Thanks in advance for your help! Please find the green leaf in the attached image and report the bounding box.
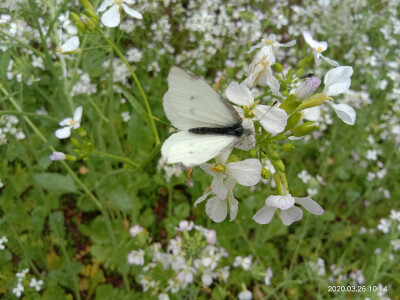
[33,173,78,193]
[49,211,66,244]
[0,49,11,78]
[104,184,133,213]
[0,92,17,104]
[120,87,145,116]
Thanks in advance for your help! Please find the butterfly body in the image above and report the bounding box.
[161,67,255,166]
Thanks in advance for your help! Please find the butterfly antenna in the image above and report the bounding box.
[257,100,278,122]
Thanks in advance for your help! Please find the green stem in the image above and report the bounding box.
[235,220,266,269]
[98,30,160,145]
[92,150,139,167]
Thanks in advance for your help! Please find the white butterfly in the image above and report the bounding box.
[161,67,255,167]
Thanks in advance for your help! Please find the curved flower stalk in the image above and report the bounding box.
[226,82,287,134]
[252,194,324,225]
[98,0,143,28]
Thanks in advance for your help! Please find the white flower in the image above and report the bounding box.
[176,220,194,232]
[176,266,196,284]
[121,111,131,122]
[391,239,400,251]
[253,195,324,226]
[55,106,83,139]
[98,0,143,28]
[201,270,215,286]
[127,249,145,265]
[377,219,391,234]
[390,210,400,221]
[29,278,44,292]
[168,236,182,255]
[323,66,356,125]
[16,268,29,280]
[129,224,143,237]
[226,82,287,134]
[264,267,273,286]
[248,34,296,56]
[233,255,252,270]
[242,45,281,96]
[0,235,8,250]
[158,293,170,300]
[194,179,239,223]
[303,31,339,67]
[49,151,67,161]
[12,282,24,298]
[57,36,80,54]
[238,290,253,300]
[0,179,3,188]
[200,150,261,200]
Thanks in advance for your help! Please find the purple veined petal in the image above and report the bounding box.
[225,159,262,186]
[252,205,277,224]
[247,42,262,54]
[73,106,83,123]
[218,150,232,165]
[266,194,295,210]
[101,4,121,28]
[212,172,227,200]
[254,105,287,134]
[225,81,254,106]
[329,102,356,125]
[97,0,114,12]
[320,54,340,67]
[55,126,72,139]
[280,206,303,225]
[205,196,228,223]
[59,117,73,126]
[294,197,324,215]
[194,192,211,207]
[121,3,143,19]
[49,151,67,161]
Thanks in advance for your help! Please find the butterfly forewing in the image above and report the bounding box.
[163,67,241,131]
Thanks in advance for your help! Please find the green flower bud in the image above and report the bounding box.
[261,167,270,179]
[249,150,257,157]
[76,127,87,137]
[281,143,295,152]
[71,12,86,33]
[274,159,285,172]
[65,154,77,161]
[275,134,286,141]
[273,63,283,73]
[81,0,95,12]
[292,122,318,137]
[270,150,280,160]
[285,112,302,131]
[71,138,81,148]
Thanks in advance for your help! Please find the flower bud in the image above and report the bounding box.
[270,150,280,160]
[76,127,87,137]
[274,159,285,172]
[274,134,286,141]
[281,143,295,152]
[261,167,270,179]
[292,121,318,137]
[294,75,321,100]
[80,0,95,12]
[285,112,302,131]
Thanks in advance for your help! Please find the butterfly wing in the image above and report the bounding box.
[164,67,241,130]
[161,131,237,167]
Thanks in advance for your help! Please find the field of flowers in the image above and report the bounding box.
[0,0,399,299]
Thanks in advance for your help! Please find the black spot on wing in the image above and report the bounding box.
[189,108,195,114]
[190,96,195,100]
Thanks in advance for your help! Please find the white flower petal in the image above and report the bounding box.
[226,159,261,186]
[200,163,214,176]
[279,40,296,47]
[212,173,227,200]
[329,103,356,125]
[73,106,83,123]
[121,3,143,19]
[303,31,316,48]
[101,5,121,28]
[312,49,321,66]
[323,66,353,96]
[254,105,287,134]
[294,197,324,215]
[194,192,210,207]
[206,197,227,223]
[227,193,239,221]
[280,206,303,225]
[265,194,295,210]
[252,205,276,224]
[59,118,73,126]
[225,82,254,106]
[302,106,321,121]
[217,150,231,164]
[55,126,71,139]
[97,0,114,12]
[320,54,339,67]
[60,36,79,53]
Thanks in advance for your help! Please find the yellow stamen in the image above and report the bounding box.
[114,0,123,4]
[265,40,273,45]
[316,46,323,53]
[210,164,225,173]
[70,120,76,125]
